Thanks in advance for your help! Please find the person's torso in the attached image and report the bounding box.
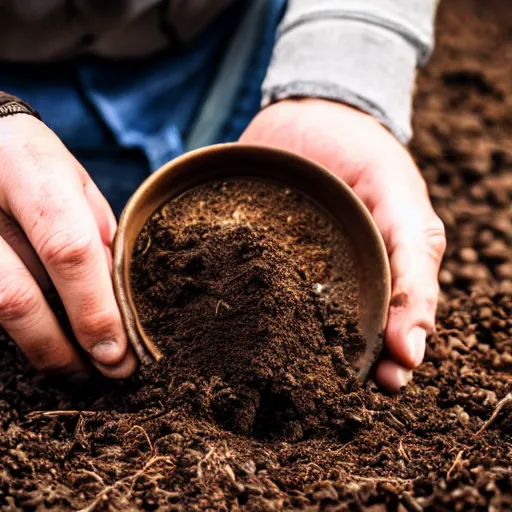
[0,0,236,61]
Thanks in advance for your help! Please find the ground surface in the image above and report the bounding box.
[0,0,511,510]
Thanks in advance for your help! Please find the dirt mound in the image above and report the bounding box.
[130,180,364,440]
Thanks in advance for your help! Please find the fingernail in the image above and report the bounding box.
[407,326,427,367]
[396,367,413,389]
[90,339,122,366]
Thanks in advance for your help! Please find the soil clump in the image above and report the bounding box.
[130,180,363,440]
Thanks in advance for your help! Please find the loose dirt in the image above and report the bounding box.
[0,0,510,510]
[130,180,363,441]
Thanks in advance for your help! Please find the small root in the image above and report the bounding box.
[127,425,154,455]
[75,469,105,486]
[26,410,96,420]
[77,456,175,512]
[475,393,512,436]
[215,300,232,316]
[328,441,353,456]
[398,440,410,462]
[387,412,405,429]
[197,447,215,479]
[141,237,152,256]
[447,450,464,480]
[350,475,412,484]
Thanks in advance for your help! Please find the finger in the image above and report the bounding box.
[80,175,117,274]
[382,201,446,370]
[356,147,446,373]
[0,209,50,290]
[78,169,117,246]
[2,151,136,379]
[374,359,413,393]
[0,235,87,377]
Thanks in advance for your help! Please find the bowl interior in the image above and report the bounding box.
[113,143,391,380]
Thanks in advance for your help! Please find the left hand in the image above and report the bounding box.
[241,99,446,392]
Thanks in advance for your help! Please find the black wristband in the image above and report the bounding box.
[0,92,41,121]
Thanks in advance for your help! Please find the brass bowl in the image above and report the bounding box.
[113,143,391,381]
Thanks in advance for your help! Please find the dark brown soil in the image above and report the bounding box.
[0,0,511,510]
[130,180,363,441]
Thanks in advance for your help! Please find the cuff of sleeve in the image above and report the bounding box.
[262,18,419,145]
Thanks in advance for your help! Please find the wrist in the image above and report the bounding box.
[261,11,429,145]
[0,92,41,121]
[262,98,397,139]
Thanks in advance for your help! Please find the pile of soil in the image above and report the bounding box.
[130,180,364,441]
[0,0,510,510]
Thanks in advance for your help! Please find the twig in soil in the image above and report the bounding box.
[475,393,512,436]
[141,407,168,424]
[349,474,412,484]
[398,440,410,462]
[127,425,154,455]
[386,412,405,429]
[215,300,232,316]
[74,415,89,448]
[447,450,464,480]
[197,447,215,479]
[77,455,175,512]
[328,441,353,456]
[141,236,152,256]
[76,469,105,486]
[26,410,97,420]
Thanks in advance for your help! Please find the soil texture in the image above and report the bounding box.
[130,180,363,441]
[0,0,510,510]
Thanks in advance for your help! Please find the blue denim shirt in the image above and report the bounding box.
[0,0,286,215]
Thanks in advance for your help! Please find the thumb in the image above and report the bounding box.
[359,155,446,392]
[385,216,446,370]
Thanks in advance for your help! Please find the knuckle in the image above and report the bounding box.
[393,277,439,318]
[0,271,39,322]
[414,282,439,323]
[423,283,440,311]
[424,216,447,262]
[39,230,96,274]
[73,307,118,342]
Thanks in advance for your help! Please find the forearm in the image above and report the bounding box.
[262,0,440,144]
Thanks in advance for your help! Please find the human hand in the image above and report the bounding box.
[0,115,136,379]
[241,99,446,392]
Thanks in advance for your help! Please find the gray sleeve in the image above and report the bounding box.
[261,0,440,144]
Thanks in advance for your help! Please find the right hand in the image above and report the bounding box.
[242,99,446,392]
[0,114,137,379]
